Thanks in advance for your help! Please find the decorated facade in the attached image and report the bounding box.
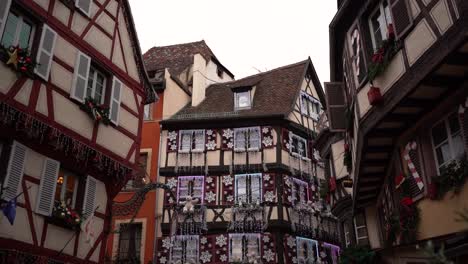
[327,0,468,262]
[154,58,343,264]
[0,0,154,263]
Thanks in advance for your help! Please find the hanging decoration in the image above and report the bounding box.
[403,141,424,190]
[261,126,274,148]
[0,102,131,181]
[205,129,217,151]
[80,97,110,124]
[50,201,82,230]
[367,86,384,106]
[262,173,276,204]
[367,24,399,82]
[395,174,406,189]
[430,157,468,200]
[351,28,361,78]
[228,201,267,233]
[221,128,234,150]
[1,45,37,77]
[204,176,218,205]
[167,130,178,152]
[261,233,277,263]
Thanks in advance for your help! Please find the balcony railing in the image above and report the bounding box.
[175,205,207,235]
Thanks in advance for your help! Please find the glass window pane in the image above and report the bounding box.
[180,132,191,151]
[42,29,55,53]
[86,68,95,98]
[237,91,251,108]
[432,122,448,146]
[1,13,19,48]
[436,143,451,167]
[64,174,77,207]
[144,104,151,120]
[452,133,464,159]
[448,114,461,134]
[18,21,32,49]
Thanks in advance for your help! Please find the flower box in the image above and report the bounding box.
[48,201,82,231]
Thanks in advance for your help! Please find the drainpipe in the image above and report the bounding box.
[153,124,163,263]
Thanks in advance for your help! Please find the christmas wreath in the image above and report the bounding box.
[367,24,399,83]
[80,97,111,125]
[1,45,37,77]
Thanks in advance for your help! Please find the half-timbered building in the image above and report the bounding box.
[107,41,234,263]
[327,0,468,262]
[154,58,343,264]
[0,0,155,263]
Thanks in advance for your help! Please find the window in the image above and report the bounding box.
[291,178,309,205]
[125,153,148,190]
[235,90,251,110]
[86,66,106,103]
[354,213,369,246]
[369,1,393,50]
[235,173,262,204]
[117,223,142,261]
[217,66,223,78]
[54,169,78,208]
[179,130,205,153]
[177,176,204,204]
[75,0,92,17]
[234,127,260,151]
[300,92,321,120]
[1,11,34,49]
[143,104,152,120]
[290,133,308,158]
[229,233,260,262]
[431,113,464,172]
[171,235,199,263]
[296,237,319,264]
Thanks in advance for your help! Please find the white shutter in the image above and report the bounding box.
[251,174,262,202]
[76,0,92,17]
[234,129,246,150]
[248,127,260,150]
[82,175,97,218]
[2,141,27,201]
[0,0,11,40]
[110,77,122,125]
[35,24,57,81]
[193,130,205,151]
[71,51,91,103]
[36,158,60,216]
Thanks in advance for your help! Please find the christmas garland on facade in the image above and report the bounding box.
[80,97,111,124]
[430,156,468,200]
[51,201,83,230]
[0,45,37,77]
[367,25,399,83]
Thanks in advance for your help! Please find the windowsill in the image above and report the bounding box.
[45,215,80,231]
[301,157,311,161]
[191,149,204,153]
[247,148,260,152]
[178,150,190,154]
[234,148,246,153]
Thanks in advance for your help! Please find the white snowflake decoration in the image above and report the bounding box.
[200,251,212,263]
[226,195,234,202]
[263,249,275,262]
[159,256,167,264]
[284,176,292,187]
[220,254,227,262]
[205,191,216,203]
[215,235,227,247]
[262,136,273,147]
[167,178,178,189]
[168,131,178,141]
[320,251,327,258]
[206,177,213,184]
[227,142,234,149]
[264,191,276,202]
[292,256,298,263]
[263,235,270,243]
[223,175,233,186]
[285,143,291,151]
[264,174,270,181]
[206,140,216,150]
[262,127,270,134]
[168,197,174,203]
[200,237,207,245]
[170,144,177,151]
[287,196,293,203]
[162,237,172,249]
[223,129,233,139]
[287,236,296,248]
[206,130,214,136]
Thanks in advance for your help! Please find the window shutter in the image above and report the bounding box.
[0,0,11,40]
[76,0,92,17]
[325,82,347,132]
[248,127,261,150]
[193,130,205,151]
[110,77,123,125]
[35,24,57,81]
[2,141,27,201]
[82,176,97,218]
[390,0,414,39]
[71,51,91,103]
[36,158,60,216]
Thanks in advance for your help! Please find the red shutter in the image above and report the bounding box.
[205,129,217,151]
[262,173,276,204]
[261,126,275,149]
[221,129,234,150]
[390,0,414,39]
[325,82,347,132]
[221,175,234,205]
[199,235,216,263]
[283,176,293,206]
[155,237,171,264]
[282,129,290,150]
[167,130,179,152]
[261,233,277,263]
[164,177,177,206]
[204,176,217,205]
[283,234,297,264]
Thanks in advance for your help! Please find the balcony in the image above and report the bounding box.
[228,203,267,233]
[175,205,207,235]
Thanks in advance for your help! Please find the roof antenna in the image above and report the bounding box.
[252,67,263,73]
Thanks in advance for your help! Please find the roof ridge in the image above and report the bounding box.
[145,40,206,52]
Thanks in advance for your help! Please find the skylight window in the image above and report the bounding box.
[235,91,251,110]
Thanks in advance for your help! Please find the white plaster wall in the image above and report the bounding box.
[96,124,133,159]
[14,79,33,106]
[430,0,453,35]
[118,9,140,81]
[33,0,49,10]
[163,70,191,120]
[84,27,112,59]
[96,13,114,36]
[0,63,17,94]
[50,62,73,94]
[53,91,94,140]
[192,54,207,107]
[54,36,78,67]
[71,13,88,36]
[53,1,71,26]
[331,140,347,179]
[121,84,139,113]
[112,33,125,71]
[36,84,48,116]
[205,60,234,87]
[77,217,104,259]
[405,19,437,66]
[106,0,118,17]
[365,205,382,249]
[119,108,139,136]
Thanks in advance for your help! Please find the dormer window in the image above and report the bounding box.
[234,90,251,110]
[300,92,321,121]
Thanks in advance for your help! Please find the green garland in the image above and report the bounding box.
[432,156,468,199]
[367,37,399,83]
[80,96,111,125]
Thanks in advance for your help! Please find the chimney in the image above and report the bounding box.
[191,54,207,107]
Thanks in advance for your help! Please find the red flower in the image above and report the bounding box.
[401,197,413,206]
[387,23,395,39]
[20,66,27,72]
[344,143,349,151]
[25,57,32,63]
[372,52,384,64]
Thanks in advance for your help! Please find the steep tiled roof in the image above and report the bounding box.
[143,40,233,78]
[167,60,309,121]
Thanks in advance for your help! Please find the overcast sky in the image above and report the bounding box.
[129,0,337,84]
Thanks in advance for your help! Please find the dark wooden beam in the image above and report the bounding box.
[385,113,416,123]
[399,98,433,108]
[422,75,464,87]
[445,52,468,66]
[365,146,393,153]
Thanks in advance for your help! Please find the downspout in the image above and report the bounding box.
[153,124,164,263]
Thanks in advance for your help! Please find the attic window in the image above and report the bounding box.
[217,66,223,78]
[234,90,251,110]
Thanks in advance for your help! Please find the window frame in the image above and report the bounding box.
[178,129,205,153]
[290,133,308,159]
[234,173,262,204]
[234,90,252,110]
[353,212,369,245]
[171,235,199,264]
[368,0,393,51]
[430,112,464,174]
[55,169,79,209]
[0,10,36,50]
[228,233,261,262]
[176,176,205,204]
[300,91,321,120]
[86,65,107,104]
[233,127,261,151]
[143,103,152,121]
[117,222,143,261]
[296,237,319,264]
[291,177,309,205]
